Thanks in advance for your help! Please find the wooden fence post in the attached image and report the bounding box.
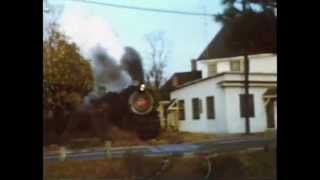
[105,141,112,159]
[59,146,67,162]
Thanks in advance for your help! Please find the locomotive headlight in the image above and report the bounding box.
[140,84,146,92]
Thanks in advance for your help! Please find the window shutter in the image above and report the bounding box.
[206,96,215,119]
[248,95,255,117]
[178,100,185,120]
[240,94,255,117]
[192,98,200,120]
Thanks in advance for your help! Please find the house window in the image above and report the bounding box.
[192,98,200,120]
[208,63,217,76]
[178,100,185,120]
[206,96,215,119]
[231,60,241,72]
[239,94,255,117]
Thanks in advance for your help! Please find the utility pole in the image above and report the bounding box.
[242,0,250,135]
[244,52,250,135]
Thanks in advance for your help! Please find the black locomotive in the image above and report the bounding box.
[88,83,161,140]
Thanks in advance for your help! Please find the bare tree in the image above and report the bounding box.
[144,32,170,91]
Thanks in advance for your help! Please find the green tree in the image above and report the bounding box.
[43,24,94,138]
[215,0,276,134]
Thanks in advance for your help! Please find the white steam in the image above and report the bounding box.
[59,6,132,93]
[59,6,124,61]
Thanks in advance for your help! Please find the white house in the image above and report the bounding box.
[161,19,277,134]
[170,54,277,134]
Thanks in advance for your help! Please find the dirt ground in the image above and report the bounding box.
[45,148,276,180]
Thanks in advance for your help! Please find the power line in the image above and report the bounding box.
[65,0,215,17]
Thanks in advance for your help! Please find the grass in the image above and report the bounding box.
[209,149,277,179]
[45,148,276,180]
[45,156,205,180]
[148,130,216,145]
[239,149,277,178]
[263,129,276,139]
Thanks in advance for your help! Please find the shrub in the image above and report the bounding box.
[263,129,275,139]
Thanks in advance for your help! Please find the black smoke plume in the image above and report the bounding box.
[120,47,145,85]
[92,46,132,93]
[82,46,145,110]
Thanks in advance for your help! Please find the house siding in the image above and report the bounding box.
[224,87,268,133]
[170,75,276,134]
[250,55,277,74]
[171,78,228,133]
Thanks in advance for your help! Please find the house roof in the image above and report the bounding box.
[160,71,202,100]
[162,71,202,89]
[198,14,276,60]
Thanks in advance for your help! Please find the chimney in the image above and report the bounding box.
[191,59,197,72]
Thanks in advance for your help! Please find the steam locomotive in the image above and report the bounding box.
[88,83,161,140]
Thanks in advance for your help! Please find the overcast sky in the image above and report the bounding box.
[45,0,223,78]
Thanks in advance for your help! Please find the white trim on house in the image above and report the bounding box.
[175,72,277,90]
[198,53,275,63]
[168,99,178,110]
[159,101,170,105]
[219,82,277,88]
[263,95,277,99]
